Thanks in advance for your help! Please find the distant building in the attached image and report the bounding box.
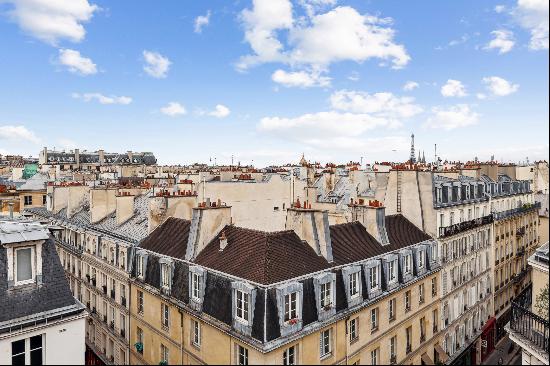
[0,220,87,365]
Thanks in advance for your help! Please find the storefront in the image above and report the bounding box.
[481,317,496,362]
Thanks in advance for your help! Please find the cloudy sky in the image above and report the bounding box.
[0,0,548,166]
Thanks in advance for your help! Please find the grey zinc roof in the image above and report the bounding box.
[16,172,49,191]
[0,236,82,327]
[0,221,50,245]
[26,192,150,243]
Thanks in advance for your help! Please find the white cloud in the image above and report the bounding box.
[5,0,98,45]
[485,30,515,54]
[495,5,507,13]
[403,81,419,91]
[160,102,186,116]
[238,2,410,73]
[424,104,479,130]
[143,50,171,78]
[271,69,331,88]
[482,76,519,96]
[476,93,487,100]
[72,92,132,105]
[298,0,338,17]
[209,104,231,118]
[330,90,423,119]
[0,125,40,143]
[58,48,97,75]
[194,10,211,33]
[514,0,549,50]
[441,79,468,97]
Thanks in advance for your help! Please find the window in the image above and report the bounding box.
[191,319,201,347]
[137,326,143,344]
[419,283,425,304]
[405,290,411,311]
[12,335,43,365]
[369,266,379,290]
[431,277,437,297]
[320,282,332,308]
[160,344,169,364]
[137,290,144,314]
[371,348,379,365]
[390,336,397,360]
[136,255,144,278]
[320,328,332,358]
[237,345,248,365]
[404,254,411,274]
[371,308,378,331]
[389,298,396,321]
[283,345,296,365]
[406,326,412,353]
[350,271,360,297]
[388,260,397,283]
[284,292,298,322]
[191,272,201,300]
[418,250,425,268]
[349,317,359,342]
[431,244,438,261]
[15,247,34,285]
[235,290,250,324]
[24,195,33,206]
[42,195,47,205]
[161,264,171,289]
[161,303,170,329]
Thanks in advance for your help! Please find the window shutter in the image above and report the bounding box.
[442,271,448,296]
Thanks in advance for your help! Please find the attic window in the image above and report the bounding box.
[136,255,145,279]
[404,254,412,274]
[418,250,425,269]
[189,266,207,311]
[15,247,34,285]
[231,282,257,336]
[161,264,171,290]
[388,259,397,283]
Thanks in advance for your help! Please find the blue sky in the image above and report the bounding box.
[0,0,548,166]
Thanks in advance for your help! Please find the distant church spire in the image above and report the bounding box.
[422,151,426,164]
[410,133,416,163]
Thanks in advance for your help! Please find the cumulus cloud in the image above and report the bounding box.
[194,11,211,33]
[237,1,410,74]
[160,102,186,116]
[424,104,479,130]
[271,69,331,88]
[72,92,132,105]
[209,104,231,118]
[485,30,515,54]
[403,81,419,91]
[0,125,40,143]
[58,48,97,75]
[143,50,171,78]
[513,0,549,50]
[330,90,423,119]
[441,79,468,97]
[482,76,519,96]
[5,0,98,45]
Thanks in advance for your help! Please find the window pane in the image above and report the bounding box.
[12,339,25,355]
[31,349,43,365]
[30,335,42,350]
[12,354,25,365]
[17,248,32,282]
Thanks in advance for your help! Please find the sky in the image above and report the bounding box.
[0,0,548,167]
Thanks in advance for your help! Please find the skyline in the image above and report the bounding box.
[0,0,549,166]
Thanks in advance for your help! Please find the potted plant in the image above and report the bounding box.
[323,303,332,311]
[288,318,298,325]
[134,342,143,353]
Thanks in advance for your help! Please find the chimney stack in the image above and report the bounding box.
[185,200,232,260]
[350,200,390,245]
[285,203,333,263]
[148,190,198,233]
[90,188,117,223]
[116,192,135,225]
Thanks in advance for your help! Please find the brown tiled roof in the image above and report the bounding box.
[194,225,330,285]
[385,214,432,249]
[139,217,191,259]
[330,222,385,265]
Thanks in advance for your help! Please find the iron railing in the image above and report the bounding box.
[510,302,549,353]
[439,214,493,238]
[494,202,541,221]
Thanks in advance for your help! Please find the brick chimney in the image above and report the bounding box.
[116,192,135,225]
[285,201,333,263]
[350,199,390,245]
[90,188,117,223]
[185,200,232,260]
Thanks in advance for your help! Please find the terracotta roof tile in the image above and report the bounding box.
[139,217,191,259]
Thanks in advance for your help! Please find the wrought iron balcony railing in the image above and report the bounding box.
[439,214,494,238]
[494,202,541,221]
[510,302,549,353]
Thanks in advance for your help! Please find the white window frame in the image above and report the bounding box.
[320,282,332,308]
[283,345,296,365]
[191,319,201,347]
[371,347,379,365]
[191,272,201,301]
[371,308,378,330]
[404,254,412,274]
[349,317,359,342]
[369,266,379,290]
[389,259,397,283]
[237,344,248,365]
[137,290,144,314]
[389,298,396,320]
[320,328,332,358]
[14,246,35,286]
[284,292,299,322]
[161,303,170,329]
[235,289,250,325]
[349,271,360,298]
[11,334,44,365]
[136,255,144,278]
[161,263,170,290]
[418,250,425,268]
[160,344,169,363]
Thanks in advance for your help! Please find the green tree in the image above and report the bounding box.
[534,283,549,321]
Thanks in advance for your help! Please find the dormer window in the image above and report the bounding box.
[231,282,257,336]
[320,282,331,308]
[136,256,144,278]
[349,271,360,298]
[189,266,207,311]
[284,292,298,322]
[343,265,363,307]
[161,264,171,289]
[15,247,34,285]
[276,282,303,336]
[389,259,397,283]
[418,250,425,269]
[369,266,378,290]
[314,272,336,321]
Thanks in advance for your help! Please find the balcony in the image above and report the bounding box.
[439,214,494,238]
[509,302,549,355]
[512,268,529,284]
[494,202,541,221]
[121,297,127,307]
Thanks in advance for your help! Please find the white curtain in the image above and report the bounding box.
[17,248,32,281]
